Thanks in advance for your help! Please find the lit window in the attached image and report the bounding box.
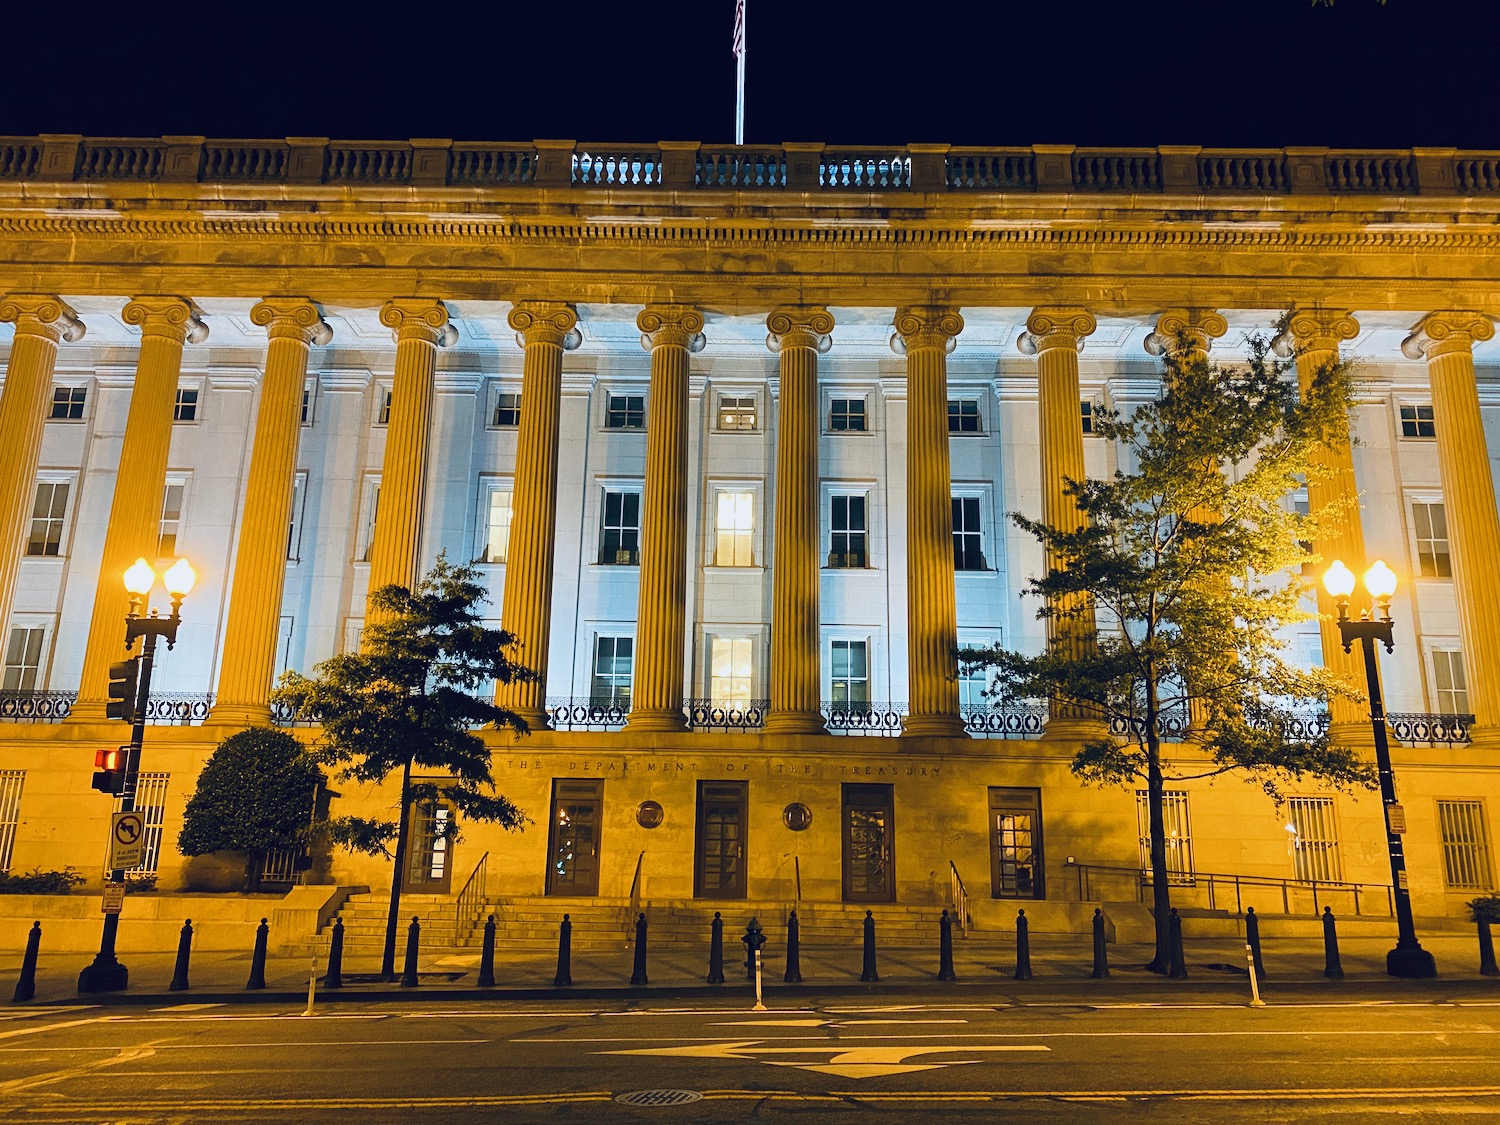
[958,662,990,709]
[710,637,754,707]
[2,627,44,691]
[828,495,867,568]
[947,399,981,433]
[1287,796,1341,882]
[599,490,641,565]
[492,392,521,428]
[1081,400,1095,435]
[1136,790,1194,885]
[1400,404,1436,439]
[952,496,986,571]
[1413,502,1451,577]
[478,486,514,564]
[829,639,869,710]
[0,770,23,873]
[157,483,185,558]
[26,482,68,557]
[592,636,634,704]
[49,386,86,420]
[377,390,392,426]
[605,394,645,429]
[829,398,866,432]
[1438,800,1493,891]
[357,480,380,562]
[714,490,754,566]
[717,395,757,431]
[1433,648,1470,716]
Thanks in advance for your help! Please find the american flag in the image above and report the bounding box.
[732,0,745,58]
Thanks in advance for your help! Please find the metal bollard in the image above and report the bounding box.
[1091,908,1110,979]
[1168,908,1188,979]
[860,910,879,982]
[400,916,421,988]
[1245,907,1266,980]
[629,913,648,987]
[1321,906,1344,979]
[169,919,193,992]
[784,910,803,984]
[743,917,765,981]
[246,918,269,990]
[554,914,573,987]
[1479,918,1499,977]
[325,916,344,990]
[11,921,40,1003]
[1014,909,1033,981]
[707,912,725,984]
[478,914,497,988]
[938,909,956,982]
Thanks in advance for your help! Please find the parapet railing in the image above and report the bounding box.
[1064,861,1395,919]
[1,137,1494,197]
[0,690,214,725]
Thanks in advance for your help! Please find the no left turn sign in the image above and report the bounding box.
[109,810,145,870]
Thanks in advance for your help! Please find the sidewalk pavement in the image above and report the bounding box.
[3,931,1496,1006]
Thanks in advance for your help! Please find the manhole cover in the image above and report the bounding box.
[615,1090,705,1107]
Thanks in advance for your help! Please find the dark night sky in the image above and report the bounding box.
[4,0,1496,149]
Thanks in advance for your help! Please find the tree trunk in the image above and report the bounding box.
[1144,675,1173,973]
[381,756,415,981]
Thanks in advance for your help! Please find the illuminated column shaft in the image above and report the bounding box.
[366,299,454,621]
[1402,312,1500,738]
[210,300,331,727]
[0,296,84,637]
[1021,308,1103,737]
[896,307,967,739]
[73,298,207,720]
[765,307,833,735]
[627,305,703,732]
[496,302,578,729]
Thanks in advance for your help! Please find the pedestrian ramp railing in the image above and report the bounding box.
[1062,861,1395,919]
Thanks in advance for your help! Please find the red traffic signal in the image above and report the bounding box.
[91,746,127,795]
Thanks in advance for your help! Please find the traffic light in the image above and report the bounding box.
[105,658,140,722]
[91,746,126,795]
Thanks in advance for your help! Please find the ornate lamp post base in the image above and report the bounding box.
[77,959,128,994]
[1387,945,1438,979]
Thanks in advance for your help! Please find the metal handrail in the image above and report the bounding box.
[627,850,645,919]
[949,860,971,934]
[1065,861,1394,919]
[453,851,488,947]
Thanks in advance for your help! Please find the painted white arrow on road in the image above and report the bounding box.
[602,1040,1049,1079]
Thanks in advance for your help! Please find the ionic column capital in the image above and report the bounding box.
[0,295,85,343]
[508,302,581,350]
[1144,307,1227,357]
[637,305,705,352]
[1271,308,1359,357]
[766,306,834,353]
[121,296,208,344]
[1401,311,1496,361]
[1018,307,1097,355]
[891,306,963,354]
[379,298,458,346]
[250,297,333,346]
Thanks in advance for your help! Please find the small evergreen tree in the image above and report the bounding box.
[178,727,324,890]
[961,329,1376,971]
[272,554,533,979]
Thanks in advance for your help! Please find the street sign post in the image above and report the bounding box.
[109,810,146,870]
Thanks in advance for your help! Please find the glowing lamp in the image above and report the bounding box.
[162,558,197,598]
[1323,560,1356,601]
[1364,560,1398,603]
[123,558,156,597]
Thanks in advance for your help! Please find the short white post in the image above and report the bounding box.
[1246,942,1266,1008]
[753,948,767,1011]
[303,952,317,1017]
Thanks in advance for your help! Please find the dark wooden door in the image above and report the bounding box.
[695,781,748,898]
[989,787,1044,898]
[401,798,453,895]
[546,779,603,896]
[842,783,895,902]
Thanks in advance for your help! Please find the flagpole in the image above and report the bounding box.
[734,0,746,145]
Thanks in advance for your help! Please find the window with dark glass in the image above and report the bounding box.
[605,394,645,429]
[599,490,641,565]
[1080,400,1094,434]
[25,482,68,557]
[952,496,986,570]
[492,392,521,427]
[49,386,86,420]
[592,636,634,704]
[830,640,870,710]
[829,398,866,432]
[377,390,392,425]
[828,495,867,568]
[948,398,981,433]
[1400,404,1435,439]
[173,388,199,422]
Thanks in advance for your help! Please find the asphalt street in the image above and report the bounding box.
[0,989,1498,1123]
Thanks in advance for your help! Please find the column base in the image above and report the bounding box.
[63,699,107,725]
[764,711,828,736]
[508,708,552,735]
[203,703,272,730]
[901,712,969,739]
[1466,724,1500,752]
[1042,718,1109,744]
[625,708,689,733]
[1386,943,1438,979]
[1326,720,1376,750]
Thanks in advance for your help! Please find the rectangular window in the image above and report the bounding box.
[829,398,866,432]
[830,639,870,710]
[121,773,168,876]
[1400,404,1436,439]
[1137,790,1195,885]
[158,483,185,558]
[1438,800,1493,890]
[173,388,199,422]
[605,393,645,430]
[592,636,634,704]
[492,392,521,428]
[1433,648,1470,715]
[598,490,641,565]
[377,389,392,426]
[952,496,986,571]
[710,636,754,707]
[716,394,757,431]
[300,379,316,426]
[2,627,44,691]
[49,386,86,420]
[829,495,867,568]
[1413,502,1452,578]
[958,660,990,709]
[287,473,307,562]
[0,771,22,873]
[26,481,68,557]
[1081,400,1095,435]
[358,480,380,563]
[714,490,755,567]
[947,398,981,433]
[478,485,514,564]
[1287,796,1341,882]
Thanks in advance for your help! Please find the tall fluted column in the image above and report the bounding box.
[496,302,580,729]
[366,299,456,618]
[627,305,704,732]
[765,307,834,735]
[72,298,207,721]
[1019,307,1103,739]
[1273,309,1371,746]
[0,296,85,636]
[209,299,332,727]
[1401,312,1500,743]
[896,307,967,739]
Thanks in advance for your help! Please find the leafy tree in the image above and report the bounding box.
[272,554,534,979]
[961,329,1377,971]
[178,727,323,890]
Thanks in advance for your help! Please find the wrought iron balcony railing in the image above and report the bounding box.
[0,690,214,725]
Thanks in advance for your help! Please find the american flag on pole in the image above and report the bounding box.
[732,0,746,58]
[732,0,746,144]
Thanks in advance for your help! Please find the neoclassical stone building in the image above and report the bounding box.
[0,137,1496,935]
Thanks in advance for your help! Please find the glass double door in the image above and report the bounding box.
[401,799,453,895]
[695,782,747,899]
[546,779,603,896]
[989,787,1044,899]
[842,784,895,902]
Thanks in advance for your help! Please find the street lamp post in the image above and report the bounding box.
[1322,559,1437,979]
[78,557,196,994]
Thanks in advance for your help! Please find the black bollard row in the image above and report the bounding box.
[1245,906,1265,980]
[1322,906,1344,979]
[1014,909,1033,981]
[554,914,573,987]
[246,918,269,990]
[325,916,344,990]
[400,916,421,988]
[478,914,497,988]
[169,919,193,992]
[784,910,803,984]
[1168,908,1188,979]
[629,912,648,987]
[860,910,879,983]
[707,912,725,984]
[12,921,40,1003]
[1091,908,1110,980]
[938,909,956,982]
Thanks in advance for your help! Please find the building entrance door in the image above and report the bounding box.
[842,783,895,902]
[401,798,453,895]
[546,779,603,896]
[989,787,1044,898]
[695,781,748,898]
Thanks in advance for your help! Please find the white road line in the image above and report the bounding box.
[0,1018,106,1042]
[516,1029,1500,1043]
